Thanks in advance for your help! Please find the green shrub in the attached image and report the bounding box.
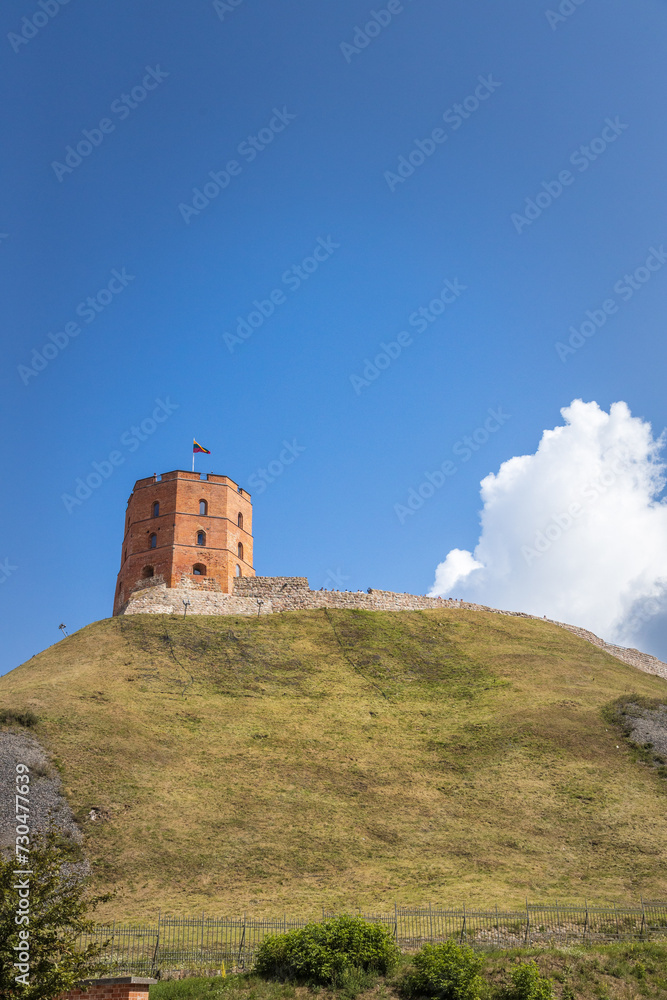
[401,941,485,1000]
[0,708,38,727]
[253,914,399,986]
[505,962,554,1000]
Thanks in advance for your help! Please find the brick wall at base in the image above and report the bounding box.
[59,977,155,1000]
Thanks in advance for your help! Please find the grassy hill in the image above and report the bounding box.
[1,608,667,922]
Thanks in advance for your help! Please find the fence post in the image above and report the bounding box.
[429,902,434,943]
[640,898,646,940]
[524,899,530,946]
[151,911,161,978]
[110,920,115,971]
[583,901,588,943]
[495,905,499,948]
[238,913,246,969]
[394,902,398,943]
[460,903,466,944]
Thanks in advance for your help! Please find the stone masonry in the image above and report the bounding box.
[117,575,667,682]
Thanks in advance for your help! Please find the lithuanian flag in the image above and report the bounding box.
[193,439,211,454]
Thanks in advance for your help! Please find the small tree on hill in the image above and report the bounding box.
[0,828,110,1000]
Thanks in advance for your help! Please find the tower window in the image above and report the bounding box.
[142,566,154,579]
[149,533,157,549]
[235,565,242,577]
[193,563,207,576]
[199,500,208,515]
[197,531,206,546]
[153,502,160,517]
[237,512,243,529]
[237,542,244,560]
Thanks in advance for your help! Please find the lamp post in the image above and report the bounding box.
[58,623,68,637]
[182,599,191,618]
[256,598,264,617]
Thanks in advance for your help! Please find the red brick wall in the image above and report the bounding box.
[60,985,150,1000]
[113,470,254,614]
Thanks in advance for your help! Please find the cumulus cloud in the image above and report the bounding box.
[429,400,667,658]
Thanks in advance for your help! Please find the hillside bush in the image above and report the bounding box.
[504,961,554,1000]
[253,914,399,985]
[0,708,38,727]
[400,941,485,1000]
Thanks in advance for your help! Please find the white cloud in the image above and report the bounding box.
[429,400,667,657]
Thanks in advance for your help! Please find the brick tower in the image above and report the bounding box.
[113,470,254,615]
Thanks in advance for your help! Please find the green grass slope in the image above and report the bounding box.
[1,608,667,921]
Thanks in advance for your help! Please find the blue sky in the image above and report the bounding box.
[2,0,667,675]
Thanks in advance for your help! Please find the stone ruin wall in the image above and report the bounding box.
[118,575,667,681]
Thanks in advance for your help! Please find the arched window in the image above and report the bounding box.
[199,499,208,515]
[192,563,207,576]
[149,533,157,549]
[153,502,159,517]
[237,542,243,560]
[236,565,242,577]
[142,566,154,579]
[197,531,206,546]
[237,512,243,529]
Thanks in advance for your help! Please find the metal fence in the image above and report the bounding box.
[80,901,667,978]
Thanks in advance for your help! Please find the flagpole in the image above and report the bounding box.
[192,440,195,473]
